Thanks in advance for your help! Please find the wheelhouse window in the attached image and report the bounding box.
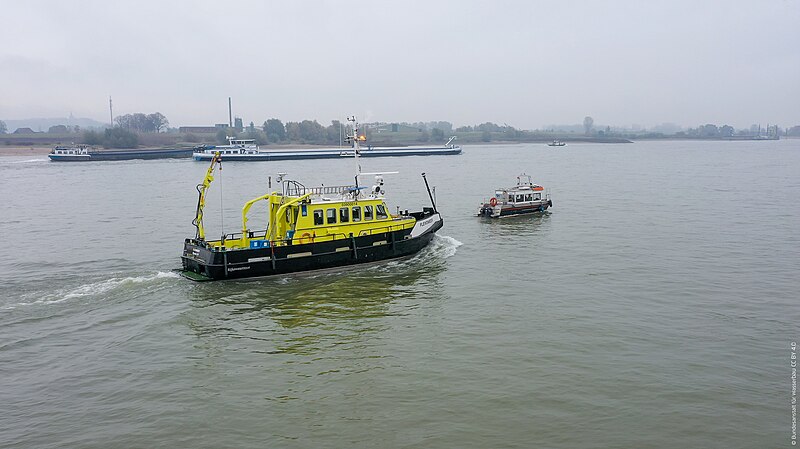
[352,206,361,222]
[516,194,524,202]
[524,194,532,202]
[326,208,336,224]
[376,204,388,219]
[313,209,324,226]
[364,205,373,221]
[301,204,308,217]
[534,193,541,200]
[340,207,349,223]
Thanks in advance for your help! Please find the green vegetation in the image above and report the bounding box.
[114,112,168,133]
[82,128,139,148]
[239,119,347,145]
[674,123,778,139]
[263,118,286,142]
[74,110,164,147]
[199,118,633,145]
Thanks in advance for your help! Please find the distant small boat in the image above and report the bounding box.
[48,144,194,161]
[547,140,566,147]
[477,173,552,218]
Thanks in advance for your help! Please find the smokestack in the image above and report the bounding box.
[228,97,232,128]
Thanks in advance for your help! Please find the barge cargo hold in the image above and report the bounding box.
[48,145,194,161]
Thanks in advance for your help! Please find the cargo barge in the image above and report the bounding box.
[48,145,194,161]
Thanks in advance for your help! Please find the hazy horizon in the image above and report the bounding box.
[1,0,798,130]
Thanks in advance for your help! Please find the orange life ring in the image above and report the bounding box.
[489,197,498,207]
[299,232,314,244]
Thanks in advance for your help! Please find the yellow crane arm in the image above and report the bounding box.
[192,152,222,240]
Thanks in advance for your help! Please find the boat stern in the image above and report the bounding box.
[477,203,500,218]
[180,238,220,279]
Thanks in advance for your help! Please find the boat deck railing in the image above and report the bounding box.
[287,184,356,196]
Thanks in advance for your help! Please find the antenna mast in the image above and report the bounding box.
[347,116,362,192]
[109,96,113,125]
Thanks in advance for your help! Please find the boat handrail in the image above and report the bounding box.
[287,184,356,196]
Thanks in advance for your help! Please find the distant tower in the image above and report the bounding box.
[228,97,232,128]
[109,96,113,125]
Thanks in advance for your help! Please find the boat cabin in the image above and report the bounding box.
[215,147,259,155]
[200,138,260,155]
[200,177,416,251]
[51,145,90,155]
[495,187,544,205]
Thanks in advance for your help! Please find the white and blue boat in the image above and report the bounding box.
[192,136,461,161]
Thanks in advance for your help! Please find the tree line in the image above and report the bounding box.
[4,115,800,145]
[213,119,353,146]
[114,112,168,133]
[210,118,515,145]
[82,128,139,148]
[675,123,791,138]
[76,112,167,148]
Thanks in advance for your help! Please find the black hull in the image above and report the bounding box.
[181,216,443,281]
[496,205,550,217]
[192,148,461,162]
[49,148,194,161]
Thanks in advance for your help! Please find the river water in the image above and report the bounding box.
[1,140,797,448]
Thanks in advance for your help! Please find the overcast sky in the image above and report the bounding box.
[1,0,798,129]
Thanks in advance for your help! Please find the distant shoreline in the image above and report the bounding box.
[0,140,621,158]
[1,136,793,158]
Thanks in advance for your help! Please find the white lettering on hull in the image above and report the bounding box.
[410,214,441,238]
[228,266,251,271]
